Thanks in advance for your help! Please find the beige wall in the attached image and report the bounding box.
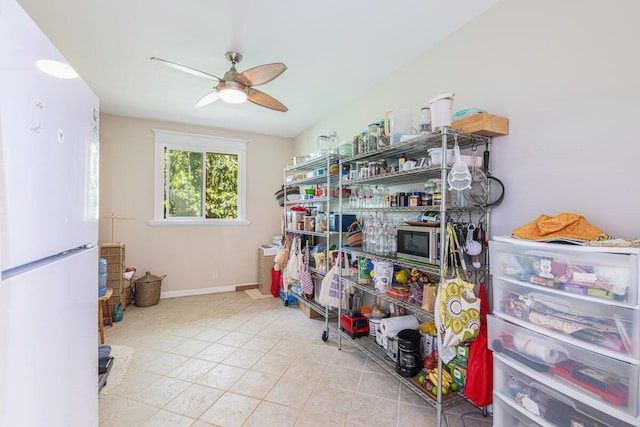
[294,0,640,239]
[99,114,292,295]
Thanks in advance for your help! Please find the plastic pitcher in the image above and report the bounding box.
[384,109,412,144]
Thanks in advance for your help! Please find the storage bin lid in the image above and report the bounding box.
[136,271,165,284]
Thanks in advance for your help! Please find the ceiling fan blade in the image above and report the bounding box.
[247,88,288,112]
[150,57,221,81]
[236,63,287,86]
[194,91,220,108]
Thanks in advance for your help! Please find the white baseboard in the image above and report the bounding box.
[160,283,253,299]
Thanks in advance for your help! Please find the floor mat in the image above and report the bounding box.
[244,288,273,299]
[99,344,134,396]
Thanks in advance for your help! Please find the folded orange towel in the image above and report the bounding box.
[512,213,609,242]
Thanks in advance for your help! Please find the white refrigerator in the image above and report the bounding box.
[0,0,100,425]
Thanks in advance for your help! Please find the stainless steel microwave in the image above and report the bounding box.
[396,225,441,265]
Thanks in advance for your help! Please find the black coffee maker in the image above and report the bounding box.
[395,329,422,377]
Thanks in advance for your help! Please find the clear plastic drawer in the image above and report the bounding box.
[492,277,640,361]
[489,315,639,419]
[494,356,638,424]
[493,394,544,427]
[490,237,639,306]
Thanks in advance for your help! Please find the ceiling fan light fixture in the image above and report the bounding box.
[217,81,248,104]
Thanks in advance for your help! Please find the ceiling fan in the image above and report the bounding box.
[151,52,288,112]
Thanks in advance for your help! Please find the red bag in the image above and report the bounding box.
[270,268,281,298]
[464,283,492,407]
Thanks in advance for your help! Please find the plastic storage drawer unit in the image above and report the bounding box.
[490,236,639,306]
[488,314,639,418]
[492,276,640,361]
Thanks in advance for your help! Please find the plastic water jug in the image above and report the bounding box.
[98,258,108,297]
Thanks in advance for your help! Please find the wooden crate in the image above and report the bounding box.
[451,113,509,136]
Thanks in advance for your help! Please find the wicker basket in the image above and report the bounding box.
[134,271,165,307]
[122,279,131,308]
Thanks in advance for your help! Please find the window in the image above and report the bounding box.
[151,129,249,225]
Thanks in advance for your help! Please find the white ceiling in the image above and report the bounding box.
[17,0,497,138]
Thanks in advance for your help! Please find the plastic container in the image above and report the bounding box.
[316,135,331,155]
[453,108,486,121]
[419,107,431,133]
[427,148,454,166]
[429,92,455,130]
[98,258,107,297]
[338,141,353,157]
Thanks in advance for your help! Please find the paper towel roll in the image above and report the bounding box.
[379,315,419,338]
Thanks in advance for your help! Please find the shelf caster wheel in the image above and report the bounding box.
[322,330,328,342]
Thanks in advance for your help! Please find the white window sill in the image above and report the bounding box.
[147,219,251,226]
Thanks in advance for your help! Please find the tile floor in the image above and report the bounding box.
[99,291,492,427]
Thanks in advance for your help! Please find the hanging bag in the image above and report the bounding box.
[285,236,302,282]
[435,223,481,361]
[317,263,342,308]
[274,236,291,270]
[299,246,314,298]
[464,283,493,407]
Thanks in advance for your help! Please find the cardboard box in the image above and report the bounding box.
[451,113,509,136]
[298,301,322,319]
[448,363,467,390]
[455,344,470,366]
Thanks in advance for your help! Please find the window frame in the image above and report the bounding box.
[150,129,249,226]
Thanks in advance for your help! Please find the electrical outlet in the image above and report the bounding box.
[212,271,219,279]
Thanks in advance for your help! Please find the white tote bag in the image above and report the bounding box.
[317,264,342,308]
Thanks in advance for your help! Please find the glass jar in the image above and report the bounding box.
[352,133,360,155]
[378,118,390,148]
[330,161,340,176]
[398,192,409,207]
[316,135,330,156]
[359,130,368,154]
[349,163,358,180]
[356,161,365,179]
[304,216,315,231]
[315,212,327,233]
[389,193,398,207]
[360,161,370,179]
[432,179,443,206]
[425,181,436,206]
[368,122,380,152]
[368,160,377,177]
[421,192,430,206]
[419,107,431,133]
[378,159,387,174]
